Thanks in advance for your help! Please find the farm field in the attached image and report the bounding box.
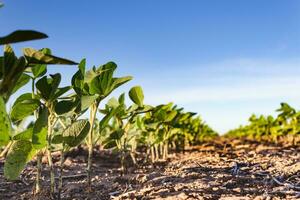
[1,1,300,200]
[1,138,299,200]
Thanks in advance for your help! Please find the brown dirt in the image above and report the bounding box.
[0,139,300,200]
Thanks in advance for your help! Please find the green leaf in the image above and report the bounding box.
[81,95,98,111]
[3,45,16,76]
[72,59,86,95]
[10,98,40,123]
[165,110,177,122]
[55,99,77,115]
[35,76,52,100]
[0,96,11,146]
[118,93,125,105]
[31,64,47,78]
[111,76,132,92]
[23,48,77,65]
[4,140,36,180]
[51,86,71,100]
[32,107,48,149]
[63,119,90,147]
[129,86,144,107]
[52,134,63,144]
[88,62,117,95]
[99,107,120,130]
[107,97,120,109]
[36,74,62,101]
[1,56,27,101]
[13,128,33,141]
[0,30,48,45]
[12,93,33,106]
[11,73,31,94]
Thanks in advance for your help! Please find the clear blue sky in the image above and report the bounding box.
[1,1,300,133]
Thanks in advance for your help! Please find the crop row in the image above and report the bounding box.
[0,30,217,199]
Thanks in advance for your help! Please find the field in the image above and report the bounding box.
[1,138,299,200]
[1,10,300,200]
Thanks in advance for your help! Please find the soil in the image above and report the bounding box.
[1,138,300,200]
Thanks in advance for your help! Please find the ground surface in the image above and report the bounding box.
[1,138,300,200]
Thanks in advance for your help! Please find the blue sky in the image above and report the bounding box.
[1,0,300,133]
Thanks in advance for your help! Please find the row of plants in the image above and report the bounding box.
[0,30,217,199]
[225,103,300,144]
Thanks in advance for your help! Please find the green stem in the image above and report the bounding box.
[87,102,99,191]
[58,144,65,200]
[47,103,55,198]
[32,78,42,195]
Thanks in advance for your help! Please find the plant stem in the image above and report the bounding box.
[58,144,65,200]
[35,152,42,194]
[47,104,55,198]
[0,141,12,158]
[87,102,99,191]
[32,78,42,195]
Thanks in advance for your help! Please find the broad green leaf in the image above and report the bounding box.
[3,45,16,76]
[107,97,120,109]
[32,107,48,149]
[31,64,47,78]
[129,86,144,107]
[23,48,77,65]
[13,128,33,141]
[10,99,40,123]
[99,107,119,130]
[51,86,71,101]
[63,119,90,147]
[111,76,132,92]
[88,62,117,95]
[12,93,37,107]
[55,99,77,115]
[49,73,62,99]
[81,95,98,111]
[4,140,36,180]
[11,73,31,94]
[36,74,62,101]
[72,59,86,94]
[52,134,63,144]
[0,96,11,146]
[1,56,27,101]
[0,30,48,45]
[165,111,177,123]
[36,76,52,100]
[118,93,125,105]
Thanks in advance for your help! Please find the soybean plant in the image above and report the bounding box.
[99,86,151,173]
[71,60,132,190]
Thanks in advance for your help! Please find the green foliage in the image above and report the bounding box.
[0,96,11,146]
[36,74,71,102]
[32,107,48,149]
[10,96,40,123]
[4,140,36,180]
[225,102,300,143]
[63,120,90,147]
[129,86,144,107]
[23,48,77,65]
[0,30,48,45]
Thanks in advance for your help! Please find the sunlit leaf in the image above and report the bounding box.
[4,140,36,180]
[0,30,48,45]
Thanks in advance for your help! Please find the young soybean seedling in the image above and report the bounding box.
[100,86,152,174]
[2,46,77,196]
[34,73,73,197]
[52,119,90,199]
[71,59,132,191]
